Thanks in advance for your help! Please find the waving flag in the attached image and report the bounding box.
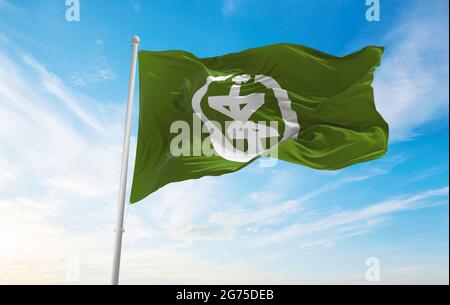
[130,44,389,203]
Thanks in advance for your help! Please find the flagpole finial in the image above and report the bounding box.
[131,35,140,45]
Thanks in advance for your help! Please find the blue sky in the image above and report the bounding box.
[0,0,448,284]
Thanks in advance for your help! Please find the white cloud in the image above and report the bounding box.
[22,55,108,134]
[150,165,399,244]
[0,40,129,283]
[67,38,116,87]
[374,1,449,141]
[259,187,449,246]
[0,0,17,11]
[0,50,125,201]
[210,199,300,228]
[248,191,282,204]
[71,67,116,87]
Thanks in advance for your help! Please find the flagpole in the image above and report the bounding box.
[111,35,140,285]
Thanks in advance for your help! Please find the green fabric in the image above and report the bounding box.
[130,44,389,204]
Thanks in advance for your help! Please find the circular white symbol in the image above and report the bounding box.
[192,74,300,162]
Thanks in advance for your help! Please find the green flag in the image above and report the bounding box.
[130,44,389,204]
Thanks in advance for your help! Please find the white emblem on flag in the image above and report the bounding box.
[192,74,300,162]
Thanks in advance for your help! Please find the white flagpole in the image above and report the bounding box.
[111,35,140,285]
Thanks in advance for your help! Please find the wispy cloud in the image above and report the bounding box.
[22,55,107,134]
[402,166,449,185]
[0,42,128,283]
[248,191,283,205]
[70,39,116,87]
[374,0,449,141]
[146,164,399,245]
[259,187,449,246]
[70,67,116,87]
[0,0,18,12]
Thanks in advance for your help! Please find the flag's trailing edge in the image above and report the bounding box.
[130,44,389,204]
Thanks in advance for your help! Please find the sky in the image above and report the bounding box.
[0,0,448,284]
